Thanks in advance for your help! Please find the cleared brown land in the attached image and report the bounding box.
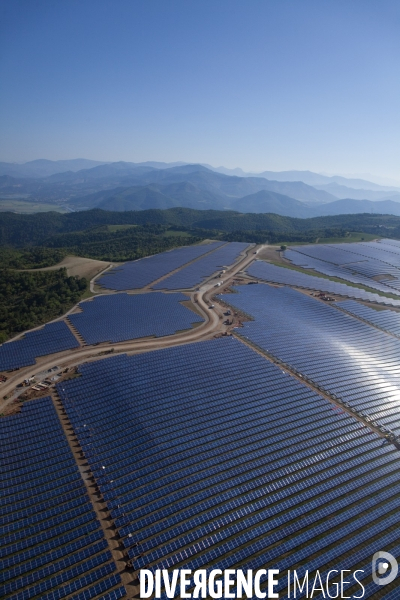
[30,255,114,279]
[256,245,286,263]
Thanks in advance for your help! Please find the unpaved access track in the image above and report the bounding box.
[0,244,262,412]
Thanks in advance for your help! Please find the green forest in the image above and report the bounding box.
[0,269,87,342]
[1,208,400,260]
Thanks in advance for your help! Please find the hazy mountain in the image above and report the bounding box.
[313,182,400,202]
[46,163,158,183]
[253,170,400,192]
[97,182,225,212]
[152,181,226,209]
[231,190,312,217]
[2,159,399,195]
[126,167,336,203]
[0,159,189,179]
[97,187,176,211]
[71,181,227,212]
[325,175,400,192]
[60,165,334,210]
[0,159,110,178]
[92,191,400,218]
[202,164,249,177]
[309,199,400,217]
[4,160,400,219]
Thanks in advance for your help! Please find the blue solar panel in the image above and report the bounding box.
[55,337,400,599]
[154,242,249,289]
[68,292,203,344]
[284,239,400,295]
[0,396,123,599]
[218,284,400,423]
[97,241,224,290]
[337,299,400,337]
[247,260,400,306]
[0,321,79,371]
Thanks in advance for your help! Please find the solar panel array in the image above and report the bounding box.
[68,292,203,344]
[247,260,400,306]
[337,300,400,338]
[219,284,400,435]
[0,321,79,372]
[153,242,249,290]
[56,338,400,598]
[0,396,126,599]
[97,242,224,290]
[285,239,400,295]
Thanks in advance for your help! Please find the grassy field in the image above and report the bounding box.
[0,199,68,213]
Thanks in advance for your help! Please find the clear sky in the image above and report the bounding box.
[0,0,399,181]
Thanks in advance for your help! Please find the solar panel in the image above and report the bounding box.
[154,242,249,289]
[68,292,203,344]
[97,242,224,290]
[0,321,79,371]
[284,239,400,295]
[337,299,400,337]
[247,260,400,306]
[0,396,123,599]
[55,337,400,599]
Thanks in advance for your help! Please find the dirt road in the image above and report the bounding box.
[0,244,262,412]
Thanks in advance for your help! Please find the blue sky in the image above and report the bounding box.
[0,0,399,181]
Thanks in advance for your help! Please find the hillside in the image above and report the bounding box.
[230,190,312,217]
[2,207,400,247]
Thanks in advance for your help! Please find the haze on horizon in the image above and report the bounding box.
[0,0,399,181]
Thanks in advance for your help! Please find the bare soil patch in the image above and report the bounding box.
[30,255,113,279]
[257,245,287,263]
[373,273,397,281]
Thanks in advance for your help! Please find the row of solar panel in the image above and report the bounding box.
[337,299,400,337]
[153,242,249,289]
[0,397,126,599]
[247,260,400,306]
[97,241,225,290]
[251,513,400,599]
[55,339,398,599]
[215,284,400,595]
[158,484,400,599]
[68,292,203,344]
[284,238,400,296]
[0,321,79,371]
[284,247,400,296]
[64,390,342,482]
[222,286,400,424]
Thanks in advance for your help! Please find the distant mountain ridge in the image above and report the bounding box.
[2,159,400,219]
[0,159,109,178]
[1,159,399,192]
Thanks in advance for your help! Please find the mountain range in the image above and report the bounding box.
[1,159,400,218]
